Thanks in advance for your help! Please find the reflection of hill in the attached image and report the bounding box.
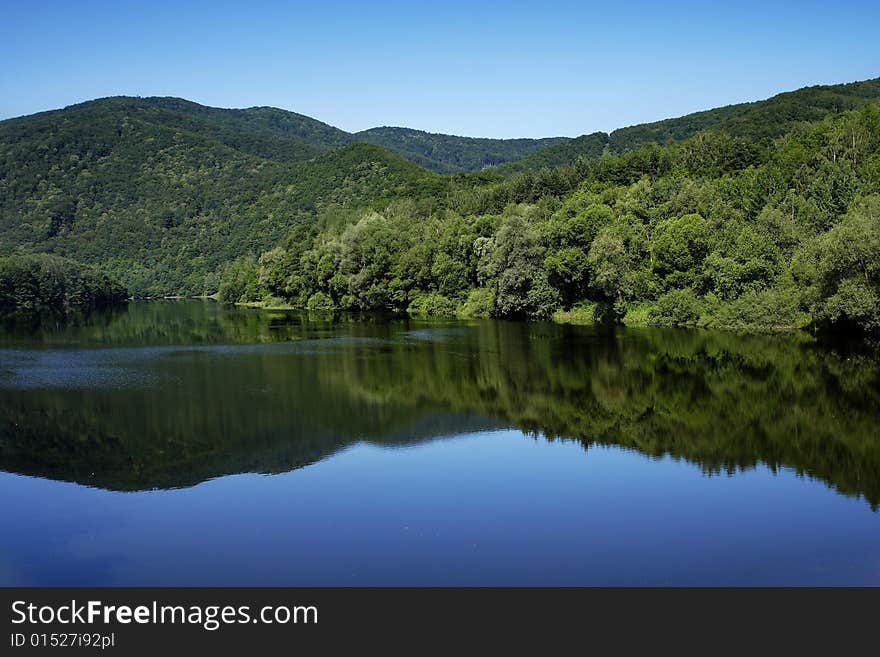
[0,370,500,491]
[338,322,880,508]
[0,303,878,507]
[0,302,351,347]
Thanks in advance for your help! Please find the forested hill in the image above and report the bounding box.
[221,103,880,335]
[0,96,564,173]
[2,96,350,165]
[0,98,447,295]
[498,76,880,172]
[353,127,567,173]
[2,74,880,327]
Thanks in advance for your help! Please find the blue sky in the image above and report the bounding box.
[2,0,878,138]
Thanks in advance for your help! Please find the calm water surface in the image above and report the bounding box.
[1,301,878,585]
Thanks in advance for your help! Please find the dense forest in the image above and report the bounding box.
[0,106,446,295]
[496,76,880,172]
[1,76,879,332]
[355,126,566,173]
[221,104,880,334]
[0,253,127,309]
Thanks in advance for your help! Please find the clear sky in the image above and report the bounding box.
[2,0,878,138]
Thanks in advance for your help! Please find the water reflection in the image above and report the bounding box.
[0,302,878,509]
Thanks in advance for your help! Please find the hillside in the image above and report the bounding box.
[0,96,566,173]
[2,75,880,321]
[0,100,445,295]
[5,96,350,165]
[499,76,880,172]
[495,132,610,173]
[227,103,880,335]
[354,126,567,173]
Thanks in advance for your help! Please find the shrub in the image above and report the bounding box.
[553,302,599,325]
[306,291,335,311]
[407,293,456,317]
[647,289,703,327]
[526,272,562,319]
[706,287,807,331]
[622,302,652,326]
[457,288,495,319]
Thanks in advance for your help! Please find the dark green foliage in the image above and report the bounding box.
[653,213,710,287]
[480,213,558,319]
[705,287,805,331]
[1,95,568,173]
[0,253,127,309]
[0,100,447,297]
[354,127,568,173]
[496,132,610,173]
[227,101,880,335]
[306,291,335,311]
[498,76,880,173]
[3,306,880,508]
[809,196,880,331]
[544,247,590,306]
[217,256,260,304]
[457,288,495,318]
[587,229,634,305]
[5,78,880,335]
[4,96,568,173]
[407,292,456,317]
[648,289,704,327]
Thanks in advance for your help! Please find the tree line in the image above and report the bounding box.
[219,105,880,334]
[0,253,128,309]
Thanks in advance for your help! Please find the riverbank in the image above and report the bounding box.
[227,296,813,335]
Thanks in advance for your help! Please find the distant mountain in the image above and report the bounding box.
[498,76,880,172]
[354,126,567,173]
[0,96,563,173]
[29,96,350,164]
[494,132,610,173]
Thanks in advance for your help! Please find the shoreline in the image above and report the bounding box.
[115,297,825,338]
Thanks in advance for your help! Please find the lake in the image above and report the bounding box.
[1,301,878,585]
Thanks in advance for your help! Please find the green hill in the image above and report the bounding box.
[354,126,567,173]
[0,96,565,173]
[3,74,880,326]
[7,96,350,164]
[498,76,880,172]
[228,102,880,335]
[495,132,610,173]
[0,96,563,295]
[0,101,445,295]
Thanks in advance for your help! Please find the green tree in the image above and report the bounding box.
[653,213,710,288]
[811,197,880,332]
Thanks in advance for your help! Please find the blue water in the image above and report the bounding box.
[2,433,878,586]
[0,302,878,585]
